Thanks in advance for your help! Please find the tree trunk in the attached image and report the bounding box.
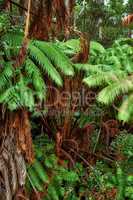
[0,109,34,199]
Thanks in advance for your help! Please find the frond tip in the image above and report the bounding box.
[83,71,124,88]
[97,78,133,105]
[33,41,74,76]
[28,42,63,87]
[118,94,133,122]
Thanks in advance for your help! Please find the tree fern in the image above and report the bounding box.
[0,27,76,110]
[28,42,63,87]
[33,41,74,76]
[25,58,47,100]
[56,39,105,59]
[107,55,122,69]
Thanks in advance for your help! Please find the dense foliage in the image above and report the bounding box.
[83,38,133,122]
[0,0,133,200]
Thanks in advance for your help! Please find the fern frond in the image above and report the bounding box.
[64,39,105,54]
[17,76,35,110]
[114,38,133,47]
[0,79,35,111]
[90,41,105,54]
[33,41,74,76]
[2,31,23,47]
[118,94,133,122]
[0,62,13,90]
[2,31,23,56]
[28,42,63,87]
[107,55,122,69]
[74,64,113,73]
[25,58,46,100]
[83,71,125,87]
[64,39,80,52]
[0,86,21,110]
[97,78,133,105]
[74,63,97,72]
[20,87,35,111]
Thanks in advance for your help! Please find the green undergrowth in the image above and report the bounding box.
[26,132,133,200]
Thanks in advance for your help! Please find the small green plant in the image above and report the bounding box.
[26,133,133,200]
[26,136,82,200]
[111,131,133,158]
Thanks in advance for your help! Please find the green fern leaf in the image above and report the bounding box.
[0,62,13,90]
[97,78,133,105]
[2,31,23,56]
[90,41,105,54]
[48,185,59,200]
[21,88,35,111]
[25,58,46,100]
[118,94,133,122]
[83,71,125,87]
[28,42,63,86]
[0,86,20,110]
[64,39,80,52]
[33,41,74,76]
[74,64,113,73]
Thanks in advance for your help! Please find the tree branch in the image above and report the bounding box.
[9,0,36,16]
